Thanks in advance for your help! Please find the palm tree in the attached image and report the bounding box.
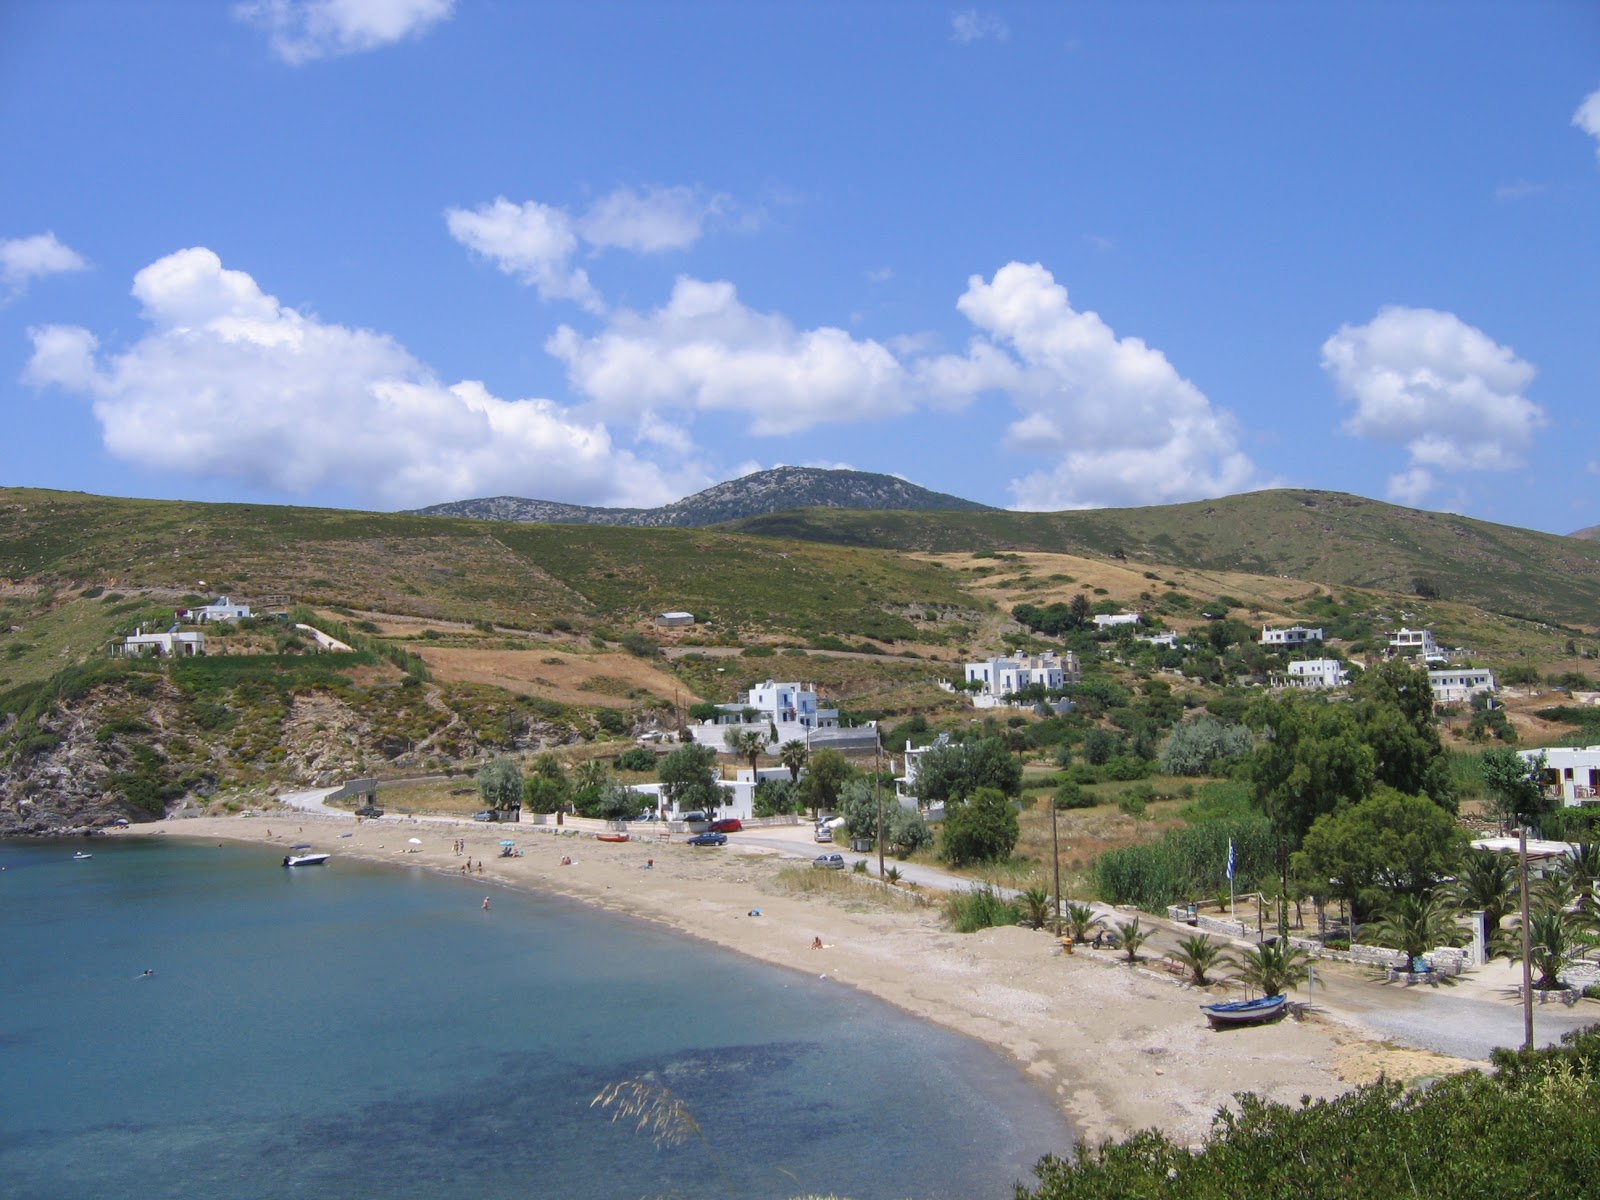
[1019,886,1052,930]
[1369,894,1466,967]
[1063,902,1103,945]
[572,758,610,792]
[779,739,808,782]
[1535,869,1581,922]
[1525,911,1598,991]
[1173,934,1232,986]
[1565,842,1600,925]
[1448,848,1517,951]
[1233,937,1313,998]
[1114,917,1149,963]
[724,728,767,776]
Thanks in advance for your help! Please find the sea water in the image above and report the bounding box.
[0,838,1073,1199]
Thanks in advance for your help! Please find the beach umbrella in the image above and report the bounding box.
[407,838,422,845]
[499,840,515,846]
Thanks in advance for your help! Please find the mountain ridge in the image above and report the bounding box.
[409,466,995,526]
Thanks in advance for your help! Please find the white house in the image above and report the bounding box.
[1136,631,1179,649]
[1519,746,1600,807]
[894,734,948,810]
[1428,667,1496,705]
[963,652,1079,701]
[184,596,252,624]
[688,680,840,752]
[122,628,205,657]
[1093,613,1140,630]
[654,611,694,627]
[1261,625,1324,648]
[1390,628,1445,663]
[1285,658,1348,689]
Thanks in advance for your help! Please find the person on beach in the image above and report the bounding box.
[643,859,653,869]
[811,937,823,950]
[482,897,490,910]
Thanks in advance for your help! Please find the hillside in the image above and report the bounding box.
[724,489,1600,632]
[409,466,994,526]
[1571,525,1600,542]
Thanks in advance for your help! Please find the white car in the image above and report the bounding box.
[813,852,845,870]
[813,825,833,843]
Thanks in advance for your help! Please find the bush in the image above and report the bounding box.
[939,787,1020,867]
[618,633,659,658]
[945,885,1020,933]
[1093,815,1276,911]
[616,747,656,772]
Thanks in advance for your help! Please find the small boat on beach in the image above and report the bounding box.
[1200,994,1287,1029]
[283,852,330,868]
[596,833,630,843]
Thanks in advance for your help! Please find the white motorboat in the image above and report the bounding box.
[72,852,93,860]
[282,851,330,867]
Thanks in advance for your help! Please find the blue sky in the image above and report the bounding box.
[2,2,1597,534]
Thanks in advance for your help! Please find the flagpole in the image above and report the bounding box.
[1228,837,1236,923]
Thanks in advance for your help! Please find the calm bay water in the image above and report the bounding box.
[0,837,1072,1199]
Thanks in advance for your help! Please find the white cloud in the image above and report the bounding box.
[1493,179,1552,203]
[1,232,88,301]
[950,9,1009,44]
[576,185,729,254]
[22,247,684,509]
[1321,306,1544,505]
[865,266,894,284]
[444,197,603,312]
[235,0,455,65]
[547,276,912,436]
[1575,88,1600,161]
[918,262,1261,509]
[446,185,740,312]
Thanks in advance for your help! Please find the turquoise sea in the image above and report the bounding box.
[0,837,1073,1199]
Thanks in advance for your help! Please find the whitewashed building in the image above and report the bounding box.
[1520,746,1600,807]
[963,652,1079,699]
[122,629,205,657]
[894,734,948,810]
[1427,667,1496,705]
[1261,624,1324,648]
[1285,658,1348,689]
[184,596,252,624]
[654,611,695,627]
[1136,631,1179,649]
[1390,628,1446,663]
[1093,613,1140,630]
[688,680,840,753]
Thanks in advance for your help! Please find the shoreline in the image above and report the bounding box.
[111,811,1466,1147]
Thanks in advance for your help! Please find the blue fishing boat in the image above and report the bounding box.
[1200,994,1286,1029]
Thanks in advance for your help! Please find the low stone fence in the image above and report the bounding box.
[1165,906,1249,939]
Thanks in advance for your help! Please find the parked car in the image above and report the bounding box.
[354,805,384,819]
[680,811,708,824]
[686,831,727,847]
[473,811,495,822]
[812,852,845,870]
[631,810,657,822]
[708,817,742,834]
[814,825,833,843]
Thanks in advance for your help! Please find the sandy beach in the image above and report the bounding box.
[114,809,1481,1148]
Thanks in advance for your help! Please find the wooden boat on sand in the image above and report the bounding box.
[1200,994,1287,1029]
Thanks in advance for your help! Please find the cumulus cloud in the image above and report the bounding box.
[1575,88,1600,161]
[918,262,1260,509]
[950,9,1009,44]
[22,247,684,509]
[1,232,88,301]
[445,198,602,312]
[235,0,455,65]
[548,277,911,436]
[1321,306,1544,505]
[446,186,738,312]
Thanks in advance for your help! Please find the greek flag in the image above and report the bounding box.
[1226,838,1235,881]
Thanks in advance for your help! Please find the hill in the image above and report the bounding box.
[409,466,994,526]
[1571,525,1600,542]
[723,489,1600,632]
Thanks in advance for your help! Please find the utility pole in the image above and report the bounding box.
[1050,793,1062,937]
[875,734,885,879]
[1520,820,1534,1051]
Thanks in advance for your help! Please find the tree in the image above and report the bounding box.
[1350,659,1455,808]
[1368,893,1467,965]
[723,727,766,776]
[1448,848,1519,952]
[1246,694,1375,847]
[657,743,724,814]
[1113,916,1149,963]
[522,774,568,815]
[887,803,933,855]
[778,739,808,782]
[1062,902,1103,944]
[1173,934,1231,986]
[476,756,522,818]
[1294,787,1467,920]
[938,786,1020,867]
[1158,716,1254,777]
[616,746,656,773]
[798,747,853,817]
[1232,937,1313,998]
[1481,748,1552,833]
[1524,912,1597,990]
[913,737,1023,806]
[753,777,802,817]
[1080,728,1119,767]
[839,778,880,842]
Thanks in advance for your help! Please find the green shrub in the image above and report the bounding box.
[616,746,656,772]
[945,885,1019,933]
